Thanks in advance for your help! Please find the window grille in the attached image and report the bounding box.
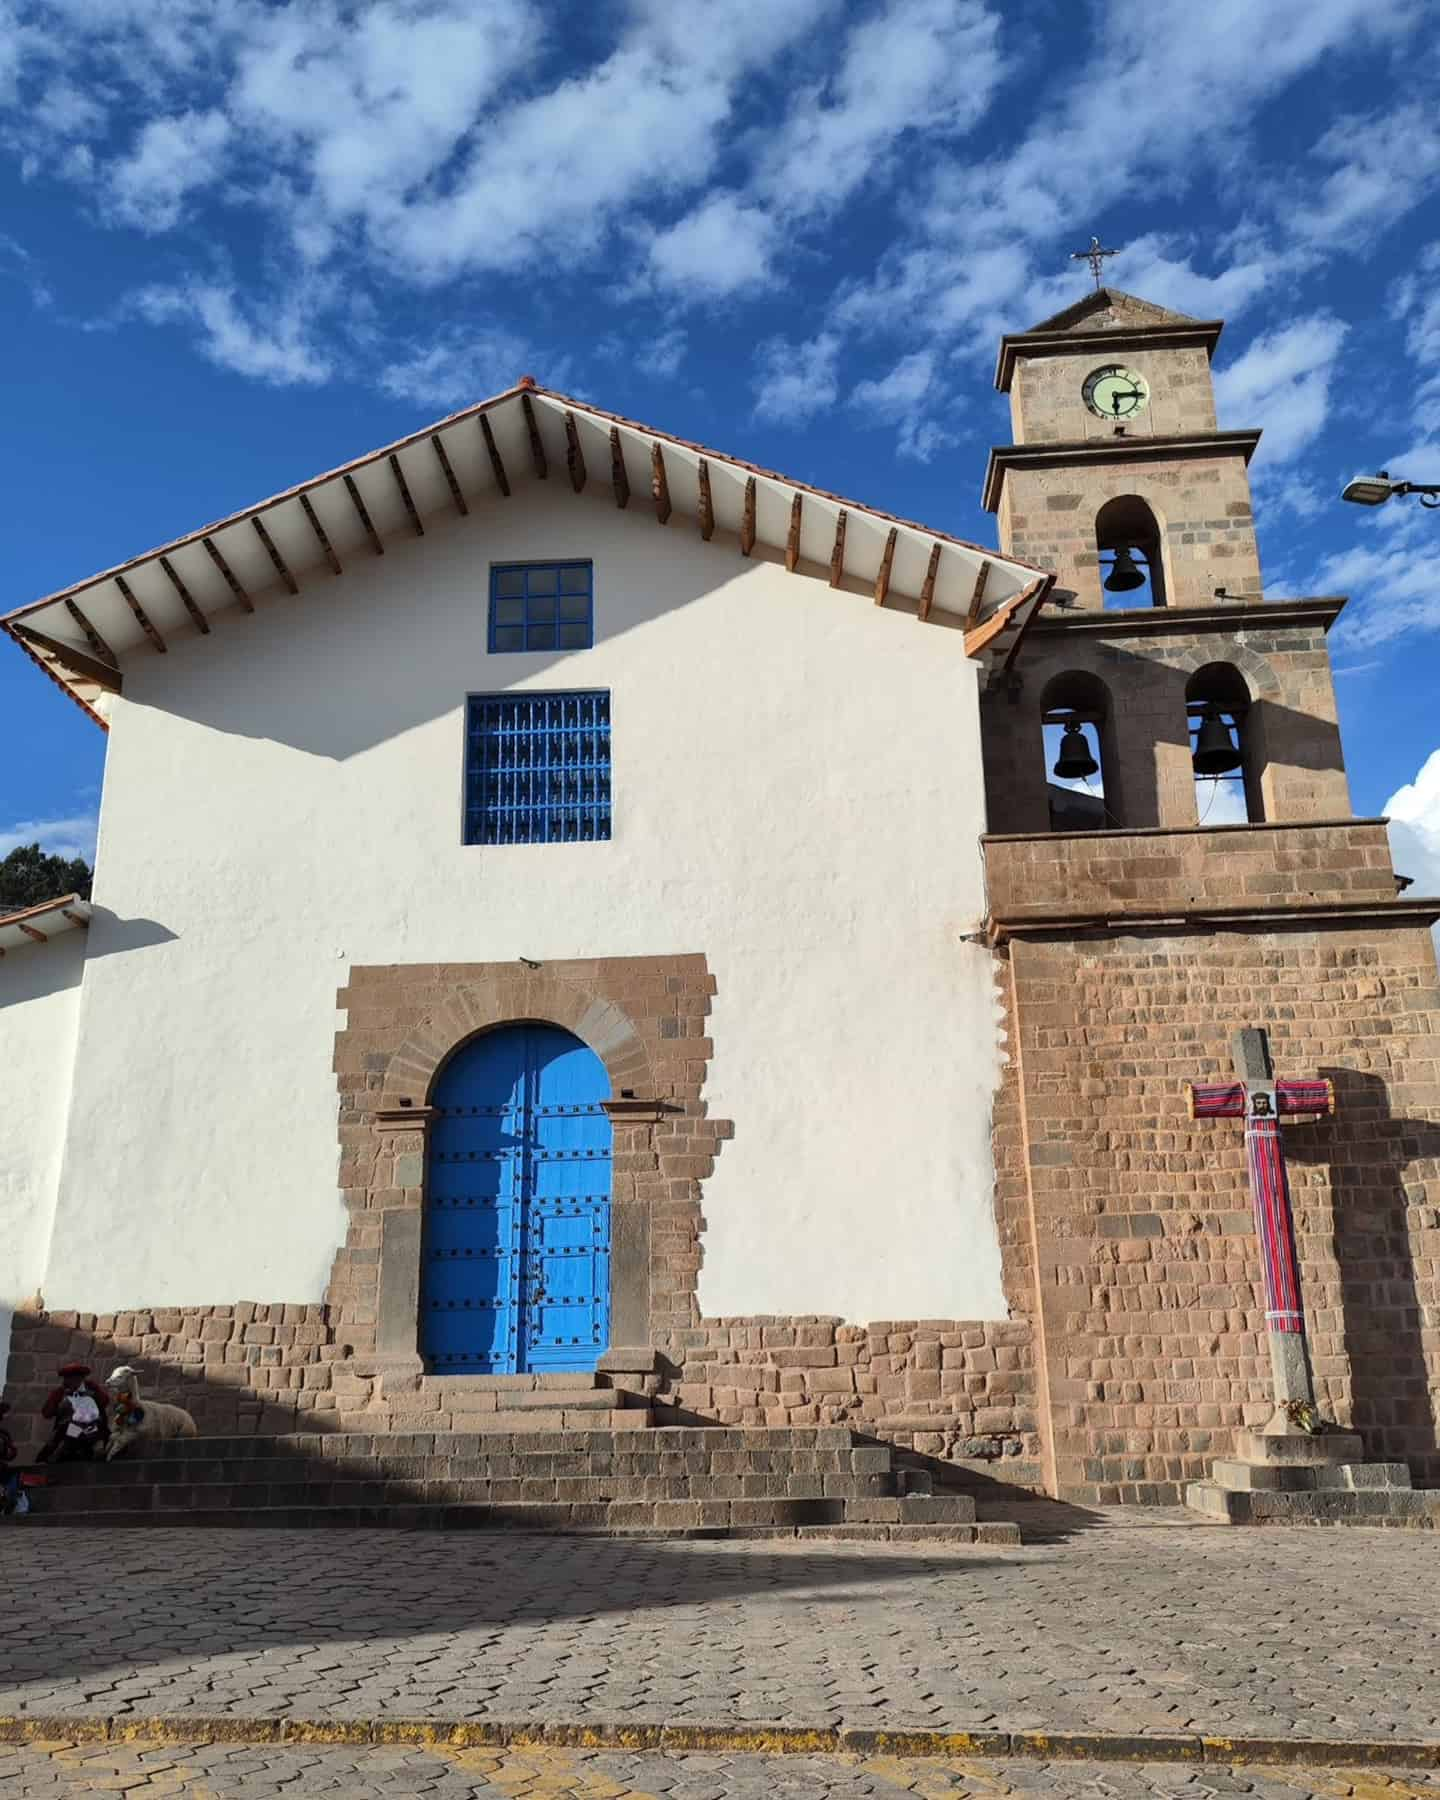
[464,691,612,845]
[489,561,593,653]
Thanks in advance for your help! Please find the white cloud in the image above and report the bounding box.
[849,350,956,462]
[752,331,841,425]
[644,194,779,299]
[1313,503,1440,648]
[106,108,232,231]
[636,327,687,381]
[132,279,332,386]
[378,326,552,409]
[0,811,99,862]
[1287,103,1440,253]
[1213,314,1348,465]
[1385,749,1440,948]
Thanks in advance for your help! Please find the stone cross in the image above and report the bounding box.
[1185,1027,1336,1437]
[1070,235,1120,288]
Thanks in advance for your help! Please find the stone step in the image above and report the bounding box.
[1186,1481,1440,1527]
[1211,1458,1413,1493]
[1233,1429,1366,1467]
[136,1424,864,1461]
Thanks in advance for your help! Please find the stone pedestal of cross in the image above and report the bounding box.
[1185,1027,1336,1438]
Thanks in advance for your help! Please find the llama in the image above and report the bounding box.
[104,1366,198,1460]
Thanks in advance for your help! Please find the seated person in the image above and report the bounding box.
[36,1362,110,1463]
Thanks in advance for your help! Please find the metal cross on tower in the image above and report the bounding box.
[1070,235,1119,289]
[1185,1027,1336,1436]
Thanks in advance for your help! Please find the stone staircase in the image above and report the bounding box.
[13,1374,1021,1543]
[1186,1429,1440,1527]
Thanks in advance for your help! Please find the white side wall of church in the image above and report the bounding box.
[43,487,1007,1325]
[0,931,85,1386]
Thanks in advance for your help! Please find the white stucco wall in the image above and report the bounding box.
[0,930,85,1387]
[44,486,1008,1323]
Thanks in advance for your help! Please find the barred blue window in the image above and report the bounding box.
[489,561,593,653]
[464,691,612,846]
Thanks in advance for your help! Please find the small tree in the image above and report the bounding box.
[0,843,94,911]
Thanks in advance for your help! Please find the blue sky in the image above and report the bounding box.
[2,0,1439,888]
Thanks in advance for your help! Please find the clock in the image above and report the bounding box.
[1083,364,1150,420]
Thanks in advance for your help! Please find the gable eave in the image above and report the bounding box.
[2,383,1052,720]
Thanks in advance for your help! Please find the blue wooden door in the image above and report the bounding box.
[421,1024,611,1374]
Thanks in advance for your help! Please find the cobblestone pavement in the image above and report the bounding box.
[3,1740,1440,1799]
[2,1528,1438,1745]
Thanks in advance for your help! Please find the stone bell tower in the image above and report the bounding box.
[974,281,1440,1512]
[984,288,1262,611]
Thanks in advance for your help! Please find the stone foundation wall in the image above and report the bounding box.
[998,920,1440,1505]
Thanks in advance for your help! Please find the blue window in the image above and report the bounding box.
[490,561,593,653]
[464,691,612,845]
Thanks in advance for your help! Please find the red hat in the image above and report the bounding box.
[58,1362,91,1377]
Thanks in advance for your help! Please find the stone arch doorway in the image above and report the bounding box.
[421,1022,612,1375]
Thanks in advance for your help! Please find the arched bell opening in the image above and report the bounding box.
[1185,662,1261,824]
[1040,670,1120,831]
[1097,495,1168,609]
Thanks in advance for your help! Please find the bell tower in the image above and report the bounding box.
[984,288,1263,611]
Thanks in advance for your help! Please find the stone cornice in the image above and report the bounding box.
[982,430,1262,513]
[994,318,1225,391]
[1019,596,1346,639]
[988,896,1440,945]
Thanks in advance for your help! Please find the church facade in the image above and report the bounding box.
[3,289,1438,1507]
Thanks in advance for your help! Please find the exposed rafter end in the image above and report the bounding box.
[609,428,630,508]
[65,598,120,663]
[564,412,587,493]
[252,516,300,595]
[965,558,992,628]
[480,416,512,498]
[829,510,848,589]
[964,573,1052,661]
[202,537,253,613]
[11,624,122,694]
[697,459,715,540]
[114,574,167,652]
[650,442,671,525]
[344,476,385,555]
[61,909,89,929]
[157,557,210,634]
[299,495,343,575]
[740,477,756,556]
[873,527,897,607]
[17,922,45,943]
[389,455,424,537]
[431,435,468,517]
[785,494,803,572]
[522,393,548,479]
[917,542,943,623]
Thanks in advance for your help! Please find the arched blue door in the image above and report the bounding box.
[421,1024,612,1374]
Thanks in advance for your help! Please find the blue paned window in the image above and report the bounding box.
[489,561,593,653]
[464,691,612,845]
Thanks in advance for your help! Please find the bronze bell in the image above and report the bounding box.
[1103,545,1146,592]
[1052,720,1099,781]
[1192,707,1243,776]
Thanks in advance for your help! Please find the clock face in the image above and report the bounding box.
[1083,364,1150,420]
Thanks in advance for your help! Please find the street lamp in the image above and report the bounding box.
[1340,469,1440,508]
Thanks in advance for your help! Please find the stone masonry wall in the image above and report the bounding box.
[998,921,1440,1505]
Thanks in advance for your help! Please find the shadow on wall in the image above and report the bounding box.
[137,497,821,763]
[1287,1067,1440,1484]
[73,909,178,961]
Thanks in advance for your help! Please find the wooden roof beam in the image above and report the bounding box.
[252,516,299,595]
[740,477,756,556]
[480,416,511,497]
[158,556,210,634]
[522,393,548,479]
[785,494,802,572]
[61,909,89,929]
[873,528,897,607]
[431,434,468,517]
[344,475,384,555]
[610,428,630,508]
[114,574,167,652]
[697,459,715,540]
[918,542,942,623]
[17,922,46,942]
[829,510,848,589]
[965,559,992,627]
[64,599,119,664]
[564,412,587,493]
[11,624,122,695]
[299,495,342,576]
[202,536,253,613]
[650,443,671,525]
[389,455,424,537]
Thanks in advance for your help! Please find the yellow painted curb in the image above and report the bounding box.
[0,1715,1436,1769]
